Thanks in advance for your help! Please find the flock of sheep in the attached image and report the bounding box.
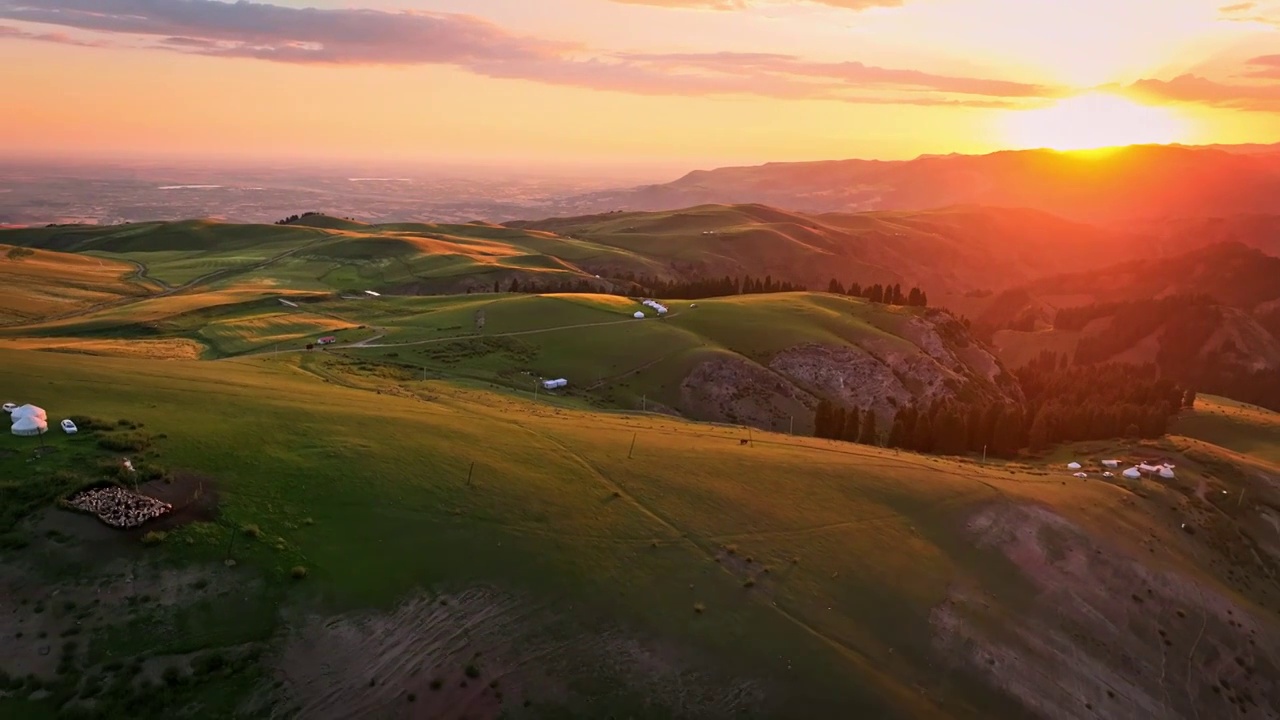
[66,486,171,529]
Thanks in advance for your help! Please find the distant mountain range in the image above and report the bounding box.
[562,143,1280,224]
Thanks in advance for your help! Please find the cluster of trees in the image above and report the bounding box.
[275,211,326,225]
[826,280,928,307]
[813,353,1191,457]
[1017,351,1190,451]
[495,273,806,299]
[811,401,878,444]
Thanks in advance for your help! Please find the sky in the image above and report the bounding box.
[0,0,1278,176]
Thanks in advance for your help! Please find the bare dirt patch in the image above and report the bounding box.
[129,471,220,533]
[267,586,767,719]
[932,503,1280,720]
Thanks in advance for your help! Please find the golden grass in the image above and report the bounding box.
[0,336,205,360]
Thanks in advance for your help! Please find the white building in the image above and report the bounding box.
[633,311,645,319]
[11,416,47,436]
[11,404,46,421]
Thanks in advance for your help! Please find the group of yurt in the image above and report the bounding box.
[633,298,669,319]
[4,402,76,436]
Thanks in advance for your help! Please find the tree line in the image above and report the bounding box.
[826,279,928,307]
[494,273,805,298]
[813,353,1190,457]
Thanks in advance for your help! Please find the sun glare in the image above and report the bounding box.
[999,92,1190,152]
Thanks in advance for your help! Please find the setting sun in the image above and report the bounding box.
[999,92,1191,152]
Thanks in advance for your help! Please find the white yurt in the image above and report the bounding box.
[1122,467,1142,479]
[11,404,47,422]
[1101,459,1120,468]
[1067,462,1082,470]
[1158,465,1176,479]
[11,416,48,436]
[633,311,645,319]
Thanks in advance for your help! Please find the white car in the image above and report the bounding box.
[60,419,78,434]
[1102,471,1114,478]
[2,403,15,414]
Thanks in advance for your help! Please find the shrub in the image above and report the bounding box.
[290,566,308,580]
[429,678,443,691]
[242,524,262,539]
[97,433,152,452]
[141,531,166,546]
[161,666,182,687]
[407,693,416,702]
[743,578,756,588]
[693,602,706,614]
[464,663,480,679]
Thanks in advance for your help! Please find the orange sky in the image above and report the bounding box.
[1,0,1278,172]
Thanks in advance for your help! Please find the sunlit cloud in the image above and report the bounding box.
[0,0,1052,108]
[1125,73,1280,112]
[608,0,902,10]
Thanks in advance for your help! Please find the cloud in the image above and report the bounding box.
[1218,0,1280,24]
[0,22,103,45]
[1244,54,1280,78]
[1126,73,1280,112]
[616,51,1058,97]
[609,0,902,9]
[0,0,1052,107]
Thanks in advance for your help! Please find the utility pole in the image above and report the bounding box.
[789,416,794,435]
[982,445,987,463]
[466,462,475,486]
[628,433,637,459]
[642,395,646,412]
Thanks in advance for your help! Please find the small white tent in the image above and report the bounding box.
[1158,466,1176,479]
[633,311,645,319]
[10,404,46,422]
[1122,467,1141,479]
[11,416,47,436]
[1067,462,1082,470]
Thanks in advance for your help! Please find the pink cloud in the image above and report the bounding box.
[0,0,1053,108]
[1126,73,1280,112]
[608,0,902,9]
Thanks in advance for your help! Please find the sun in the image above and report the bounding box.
[998,92,1190,152]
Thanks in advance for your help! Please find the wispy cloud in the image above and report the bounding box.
[1219,0,1280,25]
[0,0,1052,108]
[608,0,902,10]
[0,22,103,46]
[1243,54,1280,78]
[1126,73,1280,112]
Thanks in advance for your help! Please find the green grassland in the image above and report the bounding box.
[6,345,1277,719]
[1173,394,1280,466]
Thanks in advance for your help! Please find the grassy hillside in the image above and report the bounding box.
[1173,394,1280,467]
[1,290,1020,434]
[2,204,1143,310]
[507,203,1136,295]
[0,245,157,324]
[970,242,1280,411]
[3,346,1279,719]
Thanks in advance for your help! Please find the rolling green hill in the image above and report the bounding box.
[1,289,1021,434]
[2,345,1279,719]
[2,204,1139,307]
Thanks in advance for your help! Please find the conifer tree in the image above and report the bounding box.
[841,407,861,443]
[857,409,878,445]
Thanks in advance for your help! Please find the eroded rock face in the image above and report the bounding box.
[679,355,817,431]
[676,310,1021,432]
[932,503,1280,720]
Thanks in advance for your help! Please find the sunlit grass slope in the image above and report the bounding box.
[0,245,155,323]
[0,345,1177,719]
